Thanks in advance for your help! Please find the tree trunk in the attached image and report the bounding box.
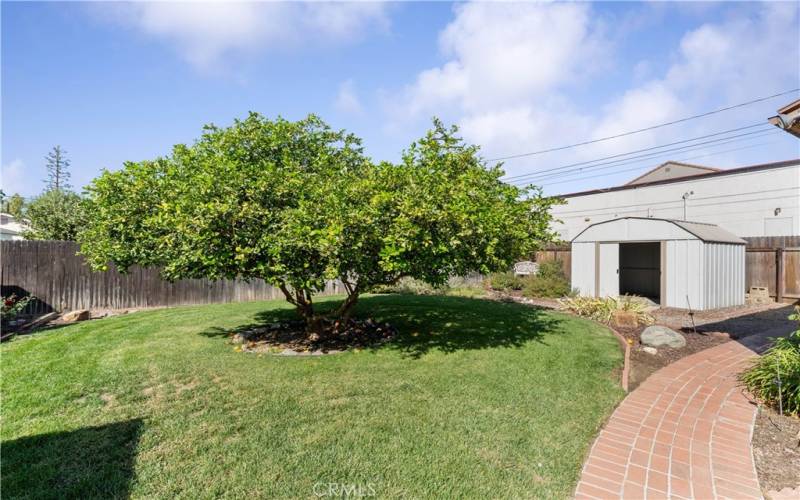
[275,281,360,339]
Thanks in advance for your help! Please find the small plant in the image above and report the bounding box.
[558,295,654,325]
[521,260,571,298]
[740,306,800,416]
[1,294,35,325]
[488,272,524,291]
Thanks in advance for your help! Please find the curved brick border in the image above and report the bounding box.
[605,324,631,393]
[575,340,761,499]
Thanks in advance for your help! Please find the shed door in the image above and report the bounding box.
[598,243,619,297]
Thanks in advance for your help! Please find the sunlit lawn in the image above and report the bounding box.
[1,294,623,498]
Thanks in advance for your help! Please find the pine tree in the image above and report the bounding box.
[44,146,72,191]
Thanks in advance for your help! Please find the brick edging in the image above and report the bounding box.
[604,323,631,393]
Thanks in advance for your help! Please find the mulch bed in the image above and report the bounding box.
[615,325,732,390]
[230,318,397,355]
[752,407,800,495]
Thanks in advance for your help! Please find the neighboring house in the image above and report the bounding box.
[550,159,800,241]
[0,213,29,241]
[768,99,800,138]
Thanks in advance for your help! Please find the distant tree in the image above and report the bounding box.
[81,113,557,337]
[44,146,72,191]
[23,189,85,241]
[0,192,26,218]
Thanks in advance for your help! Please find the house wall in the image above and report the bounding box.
[552,164,800,240]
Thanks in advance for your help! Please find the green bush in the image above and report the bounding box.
[520,259,571,298]
[1,294,35,326]
[371,277,440,295]
[536,260,565,280]
[740,306,800,416]
[372,277,485,298]
[488,272,524,291]
[522,275,571,298]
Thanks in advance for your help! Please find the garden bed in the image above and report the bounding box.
[752,407,800,497]
[229,318,397,355]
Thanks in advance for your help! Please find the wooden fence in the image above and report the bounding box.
[0,241,342,314]
[742,237,800,301]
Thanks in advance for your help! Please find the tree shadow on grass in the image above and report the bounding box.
[199,294,562,359]
[1,419,143,499]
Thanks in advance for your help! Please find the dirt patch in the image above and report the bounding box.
[230,318,397,355]
[652,302,794,337]
[99,393,116,407]
[752,407,800,495]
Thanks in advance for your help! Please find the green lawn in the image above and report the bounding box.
[1,295,623,498]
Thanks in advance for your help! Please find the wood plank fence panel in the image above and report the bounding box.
[745,249,778,296]
[0,241,339,314]
[534,248,572,280]
[784,249,800,298]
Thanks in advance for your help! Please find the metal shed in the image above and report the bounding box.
[570,217,745,310]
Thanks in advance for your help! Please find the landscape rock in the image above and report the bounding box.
[612,310,639,328]
[62,309,91,323]
[642,346,658,355]
[641,325,686,349]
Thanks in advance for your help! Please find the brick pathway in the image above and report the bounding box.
[575,340,762,499]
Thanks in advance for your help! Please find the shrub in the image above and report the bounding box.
[521,259,571,298]
[740,306,800,416]
[558,295,654,325]
[488,272,524,291]
[536,260,566,280]
[372,277,440,295]
[521,275,571,298]
[372,277,486,298]
[1,294,34,326]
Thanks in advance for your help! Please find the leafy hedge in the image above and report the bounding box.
[740,306,800,416]
[488,260,572,298]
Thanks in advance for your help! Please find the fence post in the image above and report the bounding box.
[776,247,784,303]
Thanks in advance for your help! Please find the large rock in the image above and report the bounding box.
[62,309,91,323]
[641,325,686,349]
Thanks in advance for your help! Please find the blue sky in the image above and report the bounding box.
[3,1,799,199]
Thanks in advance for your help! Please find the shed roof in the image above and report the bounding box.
[572,217,746,244]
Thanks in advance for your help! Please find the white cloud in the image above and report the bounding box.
[1,159,32,197]
[92,2,389,71]
[395,2,606,119]
[591,1,800,157]
[387,1,799,191]
[335,79,364,115]
[386,2,608,164]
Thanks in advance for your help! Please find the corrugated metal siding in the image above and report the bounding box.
[571,242,596,297]
[703,243,745,309]
[664,240,704,309]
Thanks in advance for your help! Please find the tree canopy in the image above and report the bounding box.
[81,113,558,335]
[24,189,85,241]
